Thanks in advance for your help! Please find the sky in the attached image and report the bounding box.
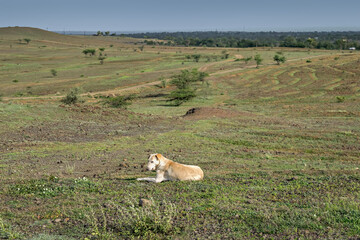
[1,0,360,32]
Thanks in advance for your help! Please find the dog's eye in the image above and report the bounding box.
[151,161,153,163]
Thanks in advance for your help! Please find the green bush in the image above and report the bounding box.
[103,95,135,108]
[82,49,96,56]
[336,96,345,103]
[50,69,57,77]
[61,88,81,105]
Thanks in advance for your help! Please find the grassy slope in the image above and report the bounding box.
[0,28,359,239]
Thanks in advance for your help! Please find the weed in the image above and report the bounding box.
[0,217,23,239]
[28,234,76,240]
[84,198,178,238]
[65,163,76,174]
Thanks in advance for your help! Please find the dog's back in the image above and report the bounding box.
[165,161,204,181]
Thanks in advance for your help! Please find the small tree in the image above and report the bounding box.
[273,54,286,65]
[23,38,31,44]
[167,88,196,106]
[99,47,105,52]
[105,31,110,36]
[254,54,263,68]
[138,45,144,52]
[98,56,106,64]
[167,69,209,105]
[192,54,201,62]
[50,69,57,77]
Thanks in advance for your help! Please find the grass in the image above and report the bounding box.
[0,27,359,239]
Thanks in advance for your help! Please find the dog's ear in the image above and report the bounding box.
[155,153,162,160]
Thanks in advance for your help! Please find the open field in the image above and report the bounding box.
[0,27,360,239]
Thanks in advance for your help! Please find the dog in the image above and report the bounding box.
[137,153,204,183]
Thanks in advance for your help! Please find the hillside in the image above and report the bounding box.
[0,29,359,239]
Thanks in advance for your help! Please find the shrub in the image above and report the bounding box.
[103,95,135,108]
[160,79,167,88]
[12,79,18,83]
[61,88,81,105]
[50,69,57,77]
[336,96,345,103]
[82,49,96,56]
[254,54,263,68]
[306,59,312,63]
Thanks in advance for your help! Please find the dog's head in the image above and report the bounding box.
[147,153,163,171]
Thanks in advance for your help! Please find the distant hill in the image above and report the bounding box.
[0,26,140,46]
[0,27,77,41]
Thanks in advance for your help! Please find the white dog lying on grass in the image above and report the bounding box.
[137,153,204,183]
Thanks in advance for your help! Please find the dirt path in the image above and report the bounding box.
[2,53,346,101]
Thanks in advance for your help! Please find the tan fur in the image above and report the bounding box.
[137,153,204,183]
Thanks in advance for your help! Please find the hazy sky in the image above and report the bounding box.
[1,0,360,32]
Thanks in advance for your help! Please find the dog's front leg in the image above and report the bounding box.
[154,170,165,183]
[137,177,156,182]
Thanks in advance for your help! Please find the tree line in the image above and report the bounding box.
[122,31,360,50]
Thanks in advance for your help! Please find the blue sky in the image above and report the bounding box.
[1,0,360,32]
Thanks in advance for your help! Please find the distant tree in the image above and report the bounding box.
[139,45,144,51]
[105,31,110,36]
[50,69,57,77]
[82,49,96,56]
[96,31,103,36]
[99,47,105,52]
[273,54,286,65]
[254,54,263,68]
[23,38,31,44]
[192,54,201,62]
[98,56,106,64]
